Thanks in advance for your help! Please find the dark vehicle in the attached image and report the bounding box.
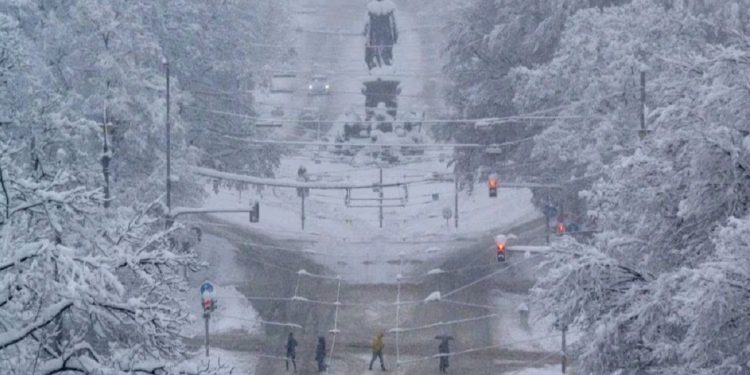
[307,74,331,96]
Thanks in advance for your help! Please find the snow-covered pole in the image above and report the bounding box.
[164,58,171,214]
[102,107,111,208]
[379,168,384,228]
[561,325,567,373]
[395,251,404,371]
[205,314,210,357]
[639,64,649,140]
[454,175,458,228]
[301,192,306,230]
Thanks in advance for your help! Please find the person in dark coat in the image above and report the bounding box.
[285,332,298,372]
[436,335,454,372]
[315,336,327,372]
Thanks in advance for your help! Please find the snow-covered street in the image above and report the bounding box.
[6,0,743,374]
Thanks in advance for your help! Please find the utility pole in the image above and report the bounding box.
[454,176,459,228]
[546,196,551,245]
[102,107,111,208]
[561,325,567,373]
[301,192,306,230]
[205,314,210,357]
[379,168,384,228]
[164,58,171,214]
[639,69,647,140]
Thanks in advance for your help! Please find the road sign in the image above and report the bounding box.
[442,207,453,220]
[567,223,580,233]
[543,205,557,218]
[200,281,214,295]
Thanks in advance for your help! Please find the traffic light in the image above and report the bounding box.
[556,222,566,236]
[249,201,260,223]
[496,240,506,262]
[488,174,498,198]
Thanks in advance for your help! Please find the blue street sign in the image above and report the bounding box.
[543,205,557,219]
[567,223,580,233]
[200,281,214,295]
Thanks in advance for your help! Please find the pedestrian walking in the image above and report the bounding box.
[285,332,298,372]
[369,331,387,371]
[315,336,327,372]
[435,335,454,372]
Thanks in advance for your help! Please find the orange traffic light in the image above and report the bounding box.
[488,174,499,198]
[496,242,506,253]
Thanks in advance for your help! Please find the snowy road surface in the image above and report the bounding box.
[184,0,564,373]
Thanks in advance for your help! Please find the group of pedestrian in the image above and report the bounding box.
[285,333,328,373]
[284,331,453,372]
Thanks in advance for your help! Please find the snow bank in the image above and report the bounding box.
[180,348,258,374]
[511,365,561,375]
[490,291,559,352]
[182,235,261,338]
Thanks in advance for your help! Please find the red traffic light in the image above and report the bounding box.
[496,242,506,253]
[202,297,213,311]
[488,174,499,198]
[556,223,566,236]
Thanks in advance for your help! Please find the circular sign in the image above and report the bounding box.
[200,281,214,295]
[442,207,453,220]
[543,205,557,219]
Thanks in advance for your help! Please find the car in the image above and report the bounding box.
[307,75,330,95]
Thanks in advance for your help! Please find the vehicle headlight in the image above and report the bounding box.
[325,84,330,90]
[308,85,313,90]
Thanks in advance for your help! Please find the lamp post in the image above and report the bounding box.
[164,58,171,214]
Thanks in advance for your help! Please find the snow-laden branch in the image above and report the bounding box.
[0,300,72,350]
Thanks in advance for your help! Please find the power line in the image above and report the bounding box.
[185,105,600,126]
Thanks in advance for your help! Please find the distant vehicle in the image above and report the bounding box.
[307,75,331,95]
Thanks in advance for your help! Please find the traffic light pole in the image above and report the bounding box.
[379,168,384,228]
[561,325,567,373]
[301,193,306,230]
[454,176,459,228]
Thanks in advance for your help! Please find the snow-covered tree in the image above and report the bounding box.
[440,0,629,188]
[530,1,750,373]
[0,3,273,373]
[156,0,287,187]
